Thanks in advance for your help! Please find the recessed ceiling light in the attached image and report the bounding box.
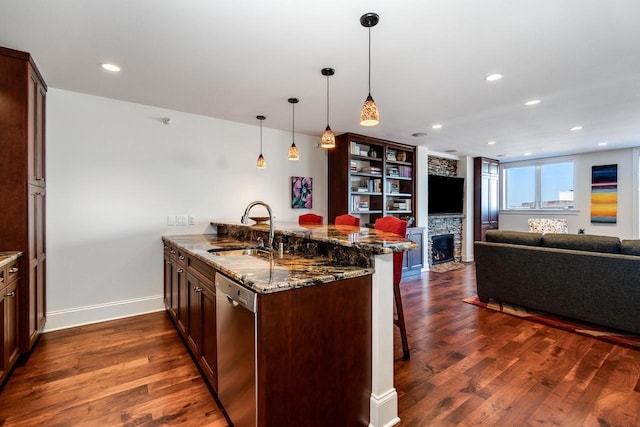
[101,63,121,72]
[485,73,503,82]
[524,99,542,106]
[598,142,608,147]
[411,132,428,137]
[570,126,583,131]
[487,141,497,145]
[431,124,442,130]
[524,152,532,156]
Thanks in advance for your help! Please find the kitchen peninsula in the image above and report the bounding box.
[163,221,416,427]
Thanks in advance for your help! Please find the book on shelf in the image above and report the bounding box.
[360,165,381,174]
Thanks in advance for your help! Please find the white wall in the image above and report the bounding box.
[499,148,638,239]
[46,89,327,330]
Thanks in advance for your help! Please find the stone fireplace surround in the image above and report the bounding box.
[428,156,463,268]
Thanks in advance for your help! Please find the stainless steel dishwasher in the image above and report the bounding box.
[215,272,257,427]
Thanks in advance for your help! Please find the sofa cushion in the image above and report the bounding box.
[621,240,640,256]
[542,233,621,254]
[485,230,543,246]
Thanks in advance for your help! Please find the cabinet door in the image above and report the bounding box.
[163,252,172,309]
[199,283,217,390]
[4,279,19,371]
[27,70,46,186]
[186,273,201,355]
[488,174,499,225]
[26,185,45,350]
[175,265,187,335]
[0,288,5,382]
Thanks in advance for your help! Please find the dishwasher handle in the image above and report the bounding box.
[226,294,240,307]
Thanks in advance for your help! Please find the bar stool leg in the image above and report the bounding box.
[393,281,410,360]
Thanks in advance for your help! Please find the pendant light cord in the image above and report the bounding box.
[368,27,372,95]
[260,119,263,154]
[326,75,330,126]
[292,102,295,140]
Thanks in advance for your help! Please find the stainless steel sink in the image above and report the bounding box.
[207,245,258,253]
[210,248,271,257]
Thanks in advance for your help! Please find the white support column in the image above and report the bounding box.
[369,252,400,427]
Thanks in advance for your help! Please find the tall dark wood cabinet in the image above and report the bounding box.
[328,133,416,227]
[474,157,499,241]
[0,46,47,352]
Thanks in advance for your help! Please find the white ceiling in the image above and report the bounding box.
[2,0,640,162]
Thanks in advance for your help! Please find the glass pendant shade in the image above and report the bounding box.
[360,94,380,126]
[321,125,336,148]
[288,142,299,160]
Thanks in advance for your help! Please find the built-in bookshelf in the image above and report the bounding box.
[328,133,416,227]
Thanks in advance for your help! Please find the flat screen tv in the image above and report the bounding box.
[428,175,464,215]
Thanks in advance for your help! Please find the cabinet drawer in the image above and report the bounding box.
[187,256,216,290]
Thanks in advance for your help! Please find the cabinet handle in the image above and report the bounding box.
[164,245,169,250]
[7,291,15,297]
[170,250,176,254]
[176,268,184,273]
[9,268,18,273]
[178,255,185,260]
[194,286,203,293]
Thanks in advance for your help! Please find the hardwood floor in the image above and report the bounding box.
[1,264,638,426]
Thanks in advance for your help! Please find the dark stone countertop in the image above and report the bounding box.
[163,234,374,294]
[211,221,417,254]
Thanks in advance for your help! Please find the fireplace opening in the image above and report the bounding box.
[432,234,454,265]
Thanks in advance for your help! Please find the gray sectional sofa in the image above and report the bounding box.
[474,230,640,335]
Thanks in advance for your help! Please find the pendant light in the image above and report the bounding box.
[360,12,380,127]
[320,67,336,148]
[288,98,300,160]
[256,115,266,169]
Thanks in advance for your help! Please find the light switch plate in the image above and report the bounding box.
[167,215,175,226]
[176,215,188,226]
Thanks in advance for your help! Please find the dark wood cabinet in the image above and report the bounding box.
[256,276,372,426]
[474,157,500,241]
[402,227,424,278]
[328,133,416,227]
[162,240,218,391]
[0,46,47,353]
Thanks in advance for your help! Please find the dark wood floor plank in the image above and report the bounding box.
[0,264,638,426]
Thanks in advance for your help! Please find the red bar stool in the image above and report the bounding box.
[298,213,324,225]
[334,214,360,226]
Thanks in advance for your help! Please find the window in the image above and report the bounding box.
[503,160,574,210]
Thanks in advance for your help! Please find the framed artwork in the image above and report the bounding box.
[291,176,312,209]
[591,164,617,223]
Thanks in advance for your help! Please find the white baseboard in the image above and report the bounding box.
[44,295,165,332]
[369,388,401,427]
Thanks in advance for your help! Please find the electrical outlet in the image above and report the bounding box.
[176,215,188,226]
[167,215,175,226]
[188,216,195,225]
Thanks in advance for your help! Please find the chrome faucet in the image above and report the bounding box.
[241,201,274,249]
